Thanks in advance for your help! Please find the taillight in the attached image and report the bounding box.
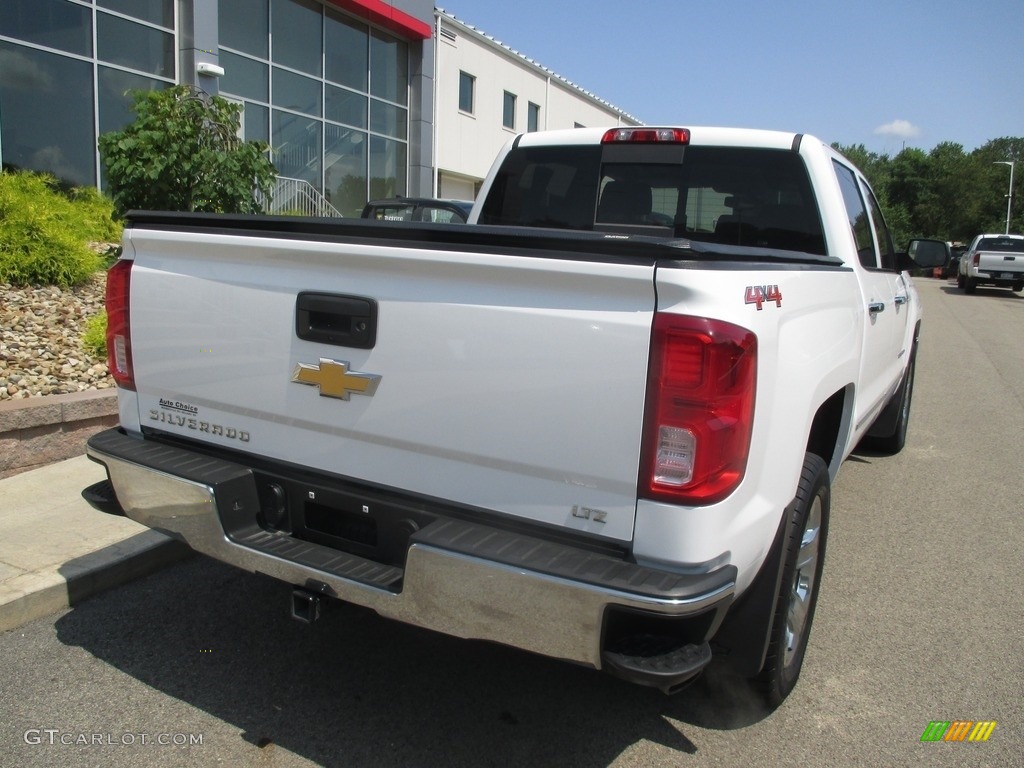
[105,259,135,391]
[972,253,980,268]
[601,127,690,145]
[639,315,756,505]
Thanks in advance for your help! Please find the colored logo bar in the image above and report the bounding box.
[920,721,997,742]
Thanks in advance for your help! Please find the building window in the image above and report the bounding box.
[97,0,174,28]
[270,0,322,76]
[220,0,410,216]
[0,0,92,57]
[0,41,95,185]
[0,0,177,187]
[219,0,268,58]
[503,91,516,130]
[528,102,540,133]
[458,71,474,114]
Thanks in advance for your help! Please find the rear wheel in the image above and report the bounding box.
[964,276,977,294]
[757,453,829,707]
[957,273,965,289]
[1012,281,1023,293]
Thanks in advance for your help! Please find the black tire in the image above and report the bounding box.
[757,453,829,707]
[861,354,916,455]
[1013,281,1023,293]
[956,273,965,289]
[964,276,977,294]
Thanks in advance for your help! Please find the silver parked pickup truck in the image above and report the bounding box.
[957,233,1024,293]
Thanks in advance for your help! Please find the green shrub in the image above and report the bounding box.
[82,313,108,359]
[99,85,276,217]
[0,171,119,287]
[66,186,123,244]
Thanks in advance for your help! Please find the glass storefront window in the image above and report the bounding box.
[325,10,367,91]
[219,49,269,102]
[97,13,174,77]
[272,67,321,117]
[369,135,406,200]
[0,0,91,57]
[325,125,367,217]
[219,0,269,58]
[370,101,407,141]
[0,42,95,185]
[97,0,174,29]
[98,66,168,137]
[244,103,270,144]
[271,0,322,76]
[216,1,410,209]
[326,85,366,129]
[272,109,321,185]
[369,32,407,106]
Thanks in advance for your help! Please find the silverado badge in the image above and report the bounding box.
[292,358,381,400]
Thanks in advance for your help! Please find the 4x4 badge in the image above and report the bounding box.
[292,358,381,400]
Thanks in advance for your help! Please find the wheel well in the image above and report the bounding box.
[806,387,848,473]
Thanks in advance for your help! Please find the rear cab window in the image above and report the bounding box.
[366,204,416,222]
[977,236,1024,252]
[478,143,826,255]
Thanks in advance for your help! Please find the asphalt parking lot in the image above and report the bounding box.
[0,277,1021,767]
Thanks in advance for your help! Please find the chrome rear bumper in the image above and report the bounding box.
[86,428,735,674]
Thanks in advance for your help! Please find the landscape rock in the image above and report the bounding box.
[1,274,113,401]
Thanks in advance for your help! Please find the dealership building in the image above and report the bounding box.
[0,0,639,216]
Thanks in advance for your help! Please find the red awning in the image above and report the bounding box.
[325,0,432,40]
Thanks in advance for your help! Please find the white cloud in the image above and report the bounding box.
[874,119,921,139]
[0,50,53,91]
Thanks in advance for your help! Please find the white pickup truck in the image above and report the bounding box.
[957,233,1024,293]
[84,126,931,705]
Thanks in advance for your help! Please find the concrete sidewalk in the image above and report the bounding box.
[0,454,188,633]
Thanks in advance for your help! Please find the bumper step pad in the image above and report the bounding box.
[602,637,713,694]
[236,529,403,590]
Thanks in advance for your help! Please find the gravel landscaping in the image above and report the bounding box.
[1,274,114,401]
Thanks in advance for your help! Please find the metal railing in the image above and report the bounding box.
[259,176,343,217]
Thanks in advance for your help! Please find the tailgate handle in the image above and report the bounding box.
[296,292,377,349]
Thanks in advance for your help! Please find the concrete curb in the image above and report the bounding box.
[0,534,191,634]
[0,453,192,634]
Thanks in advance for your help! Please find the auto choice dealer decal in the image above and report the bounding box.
[149,399,250,443]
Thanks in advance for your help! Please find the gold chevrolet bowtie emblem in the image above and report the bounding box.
[291,358,381,400]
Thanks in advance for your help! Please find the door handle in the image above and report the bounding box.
[894,295,908,306]
[868,302,885,314]
[296,292,377,349]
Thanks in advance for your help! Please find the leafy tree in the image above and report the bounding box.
[99,85,276,217]
[833,137,1023,244]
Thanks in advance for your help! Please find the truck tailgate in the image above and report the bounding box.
[124,226,656,543]
[978,251,1024,275]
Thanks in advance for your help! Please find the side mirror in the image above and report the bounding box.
[897,238,950,271]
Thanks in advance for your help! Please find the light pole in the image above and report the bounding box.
[994,161,1014,234]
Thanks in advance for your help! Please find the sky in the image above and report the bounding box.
[438,0,1024,156]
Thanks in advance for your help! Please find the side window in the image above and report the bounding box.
[861,181,896,270]
[458,71,474,114]
[502,91,517,130]
[833,160,878,268]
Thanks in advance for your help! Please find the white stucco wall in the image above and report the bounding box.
[434,11,640,195]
